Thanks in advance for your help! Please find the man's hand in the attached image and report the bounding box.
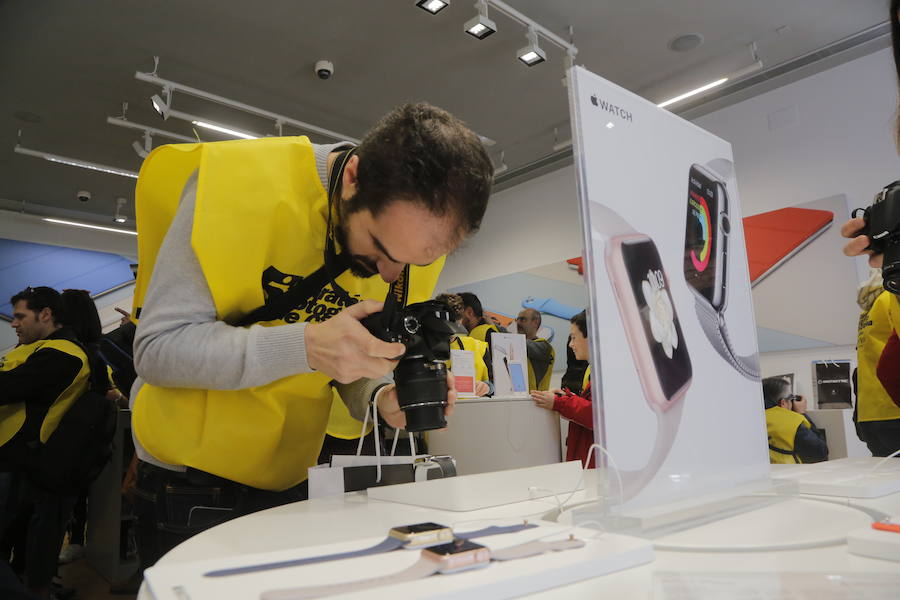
[474,380,490,397]
[530,389,560,410]
[841,216,882,268]
[375,373,457,429]
[305,300,406,384]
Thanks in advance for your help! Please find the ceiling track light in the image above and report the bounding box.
[114,197,128,223]
[136,67,358,143]
[493,150,508,176]
[14,145,138,179]
[465,0,496,39]
[151,86,172,120]
[106,116,196,143]
[517,26,546,66]
[416,0,449,14]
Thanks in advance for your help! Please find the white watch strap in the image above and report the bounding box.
[616,399,685,502]
[490,538,586,561]
[260,556,439,600]
[694,296,760,381]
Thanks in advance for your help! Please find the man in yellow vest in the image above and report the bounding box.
[458,292,502,379]
[763,377,828,464]
[128,103,493,566]
[1,287,90,599]
[515,308,555,391]
[855,276,900,456]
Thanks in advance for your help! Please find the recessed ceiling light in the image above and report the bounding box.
[668,33,704,53]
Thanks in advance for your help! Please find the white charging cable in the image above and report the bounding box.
[869,448,900,472]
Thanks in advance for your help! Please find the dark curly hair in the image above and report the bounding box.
[348,103,493,239]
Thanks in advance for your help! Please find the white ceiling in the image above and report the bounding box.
[0,0,890,227]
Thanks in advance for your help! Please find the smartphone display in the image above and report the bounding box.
[617,237,692,404]
[684,164,728,309]
[507,361,526,392]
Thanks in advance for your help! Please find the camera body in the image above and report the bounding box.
[314,60,334,80]
[362,300,455,432]
[855,181,900,294]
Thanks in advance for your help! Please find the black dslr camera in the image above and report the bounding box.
[362,300,456,432]
[854,181,900,294]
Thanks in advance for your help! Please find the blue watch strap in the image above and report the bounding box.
[457,522,537,539]
[205,536,405,578]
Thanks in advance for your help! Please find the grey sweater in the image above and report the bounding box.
[131,142,389,472]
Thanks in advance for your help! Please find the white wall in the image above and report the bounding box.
[759,345,856,406]
[438,166,582,290]
[694,47,900,284]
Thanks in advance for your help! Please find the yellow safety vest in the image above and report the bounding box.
[326,388,373,441]
[448,335,489,382]
[526,338,555,391]
[469,322,499,344]
[857,291,900,422]
[0,338,89,446]
[131,136,443,490]
[766,406,812,464]
[582,365,591,393]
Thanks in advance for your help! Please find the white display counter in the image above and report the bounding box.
[427,395,561,476]
[138,462,900,599]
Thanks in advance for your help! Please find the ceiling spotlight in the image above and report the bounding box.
[416,0,449,14]
[493,150,508,176]
[114,197,128,223]
[151,87,171,120]
[517,27,546,66]
[132,130,152,158]
[464,0,496,39]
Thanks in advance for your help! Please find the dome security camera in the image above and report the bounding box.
[77,190,91,202]
[315,60,334,80]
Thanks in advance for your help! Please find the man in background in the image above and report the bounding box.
[1,287,90,599]
[763,377,828,464]
[515,308,555,391]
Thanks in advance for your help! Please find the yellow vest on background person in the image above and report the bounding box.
[130,136,444,491]
[469,322,499,344]
[857,291,900,422]
[448,335,489,382]
[765,406,812,464]
[582,365,591,393]
[0,339,90,447]
[526,338,555,391]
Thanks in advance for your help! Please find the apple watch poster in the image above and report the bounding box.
[568,66,769,510]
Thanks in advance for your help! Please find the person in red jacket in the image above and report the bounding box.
[530,310,595,468]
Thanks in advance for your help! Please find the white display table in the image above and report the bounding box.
[426,395,561,476]
[138,463,900,599]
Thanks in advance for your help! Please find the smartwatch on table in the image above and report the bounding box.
[683,159,760,381]
[260,535,586,600]
[589,201,692,501]
[205,521,536,577]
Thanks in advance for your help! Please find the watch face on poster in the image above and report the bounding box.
[607,234,692,410]
[684,164,729,311]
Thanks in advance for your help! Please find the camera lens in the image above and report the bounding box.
[394,360,447,432]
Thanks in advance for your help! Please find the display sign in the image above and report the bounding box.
[450,348,477,398]
[568,66,770,509]
[491,333,529,397]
